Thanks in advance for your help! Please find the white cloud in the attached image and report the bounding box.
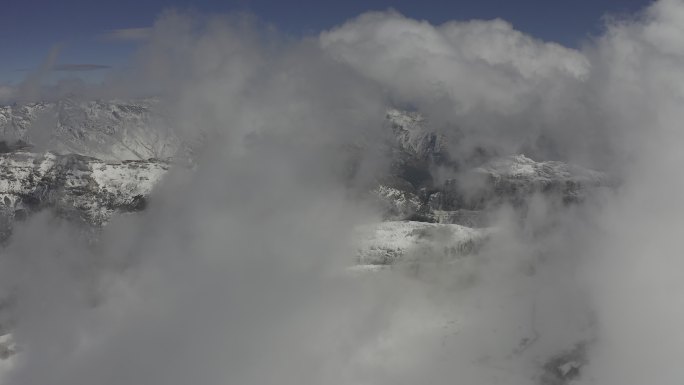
[5,2,684,384]
[320,12,589,113]
[0,85,14,104]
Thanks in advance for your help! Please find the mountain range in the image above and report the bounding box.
[0,98,611,383]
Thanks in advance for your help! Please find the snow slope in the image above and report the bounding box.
[354,221,490,265]
[0,99,181,161]
[0,151,169,228]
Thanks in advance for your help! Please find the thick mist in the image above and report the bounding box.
[2,1,684,384]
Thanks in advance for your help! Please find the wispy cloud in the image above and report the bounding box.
[51,64,111,71]
[16,64,111,72]
[7,3,684,384]
[100,27,152,42]
[0,85,14,104]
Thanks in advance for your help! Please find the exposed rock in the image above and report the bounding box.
[0,334,15,361]
[371,184,423,221]
[386,108,448,161]
[474,154,607,205]
[0,102,611,246]
[0,151,168,232]
[380,110,610,227]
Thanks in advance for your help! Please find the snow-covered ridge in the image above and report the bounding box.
[0,99,181,161]
[0,151,168,229]
[475,154,605,184]
[469,154,608,206]
[0,99,610,243]
[371,185,422,220]
[0,100,607,382]
[372,153,608,225]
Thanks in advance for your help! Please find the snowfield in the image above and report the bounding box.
[354,221,491,266]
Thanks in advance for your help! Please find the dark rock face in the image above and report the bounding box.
[374,109,609,226]
[386,109,450,161]
[374,153,607,225]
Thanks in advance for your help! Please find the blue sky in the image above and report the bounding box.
[1,0,653,84]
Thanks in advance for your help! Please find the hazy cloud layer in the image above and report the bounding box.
[2,1,684,384]
[12,43,63,104]
[51,64,111,71]
[0,85,13,104]
[16,64,111,72]
[100,27,153,42]
[321,11,602,168]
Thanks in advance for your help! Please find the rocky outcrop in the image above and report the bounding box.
[0,151,168,235]
[386,108,448,161]
[374,153,608,225]
[0,101,611,239]
[375,110,610,227]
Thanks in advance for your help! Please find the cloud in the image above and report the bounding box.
[320,11,604,167]
[0,11,392,385]
[100,27,152,42]
[12,43,63,103]
[0,85,14,104]
[3,2,684,385]
[51,64,111,72]
[7,45,113,103]
[16,64,112,72]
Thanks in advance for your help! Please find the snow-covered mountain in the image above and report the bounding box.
[0,99,611,233]
[0,99,611,383]
[0,98,611,249]
[0,151,168,235]
[0,99,181,237]
[0,99,181,161]
[354,220,490,266]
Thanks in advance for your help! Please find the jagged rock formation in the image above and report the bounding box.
[0,99,181,238]
[373,153,607,224]
[375,109,609,227]
[386,108,449,161]
[0,100,610,247]
[0,151,168,236]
